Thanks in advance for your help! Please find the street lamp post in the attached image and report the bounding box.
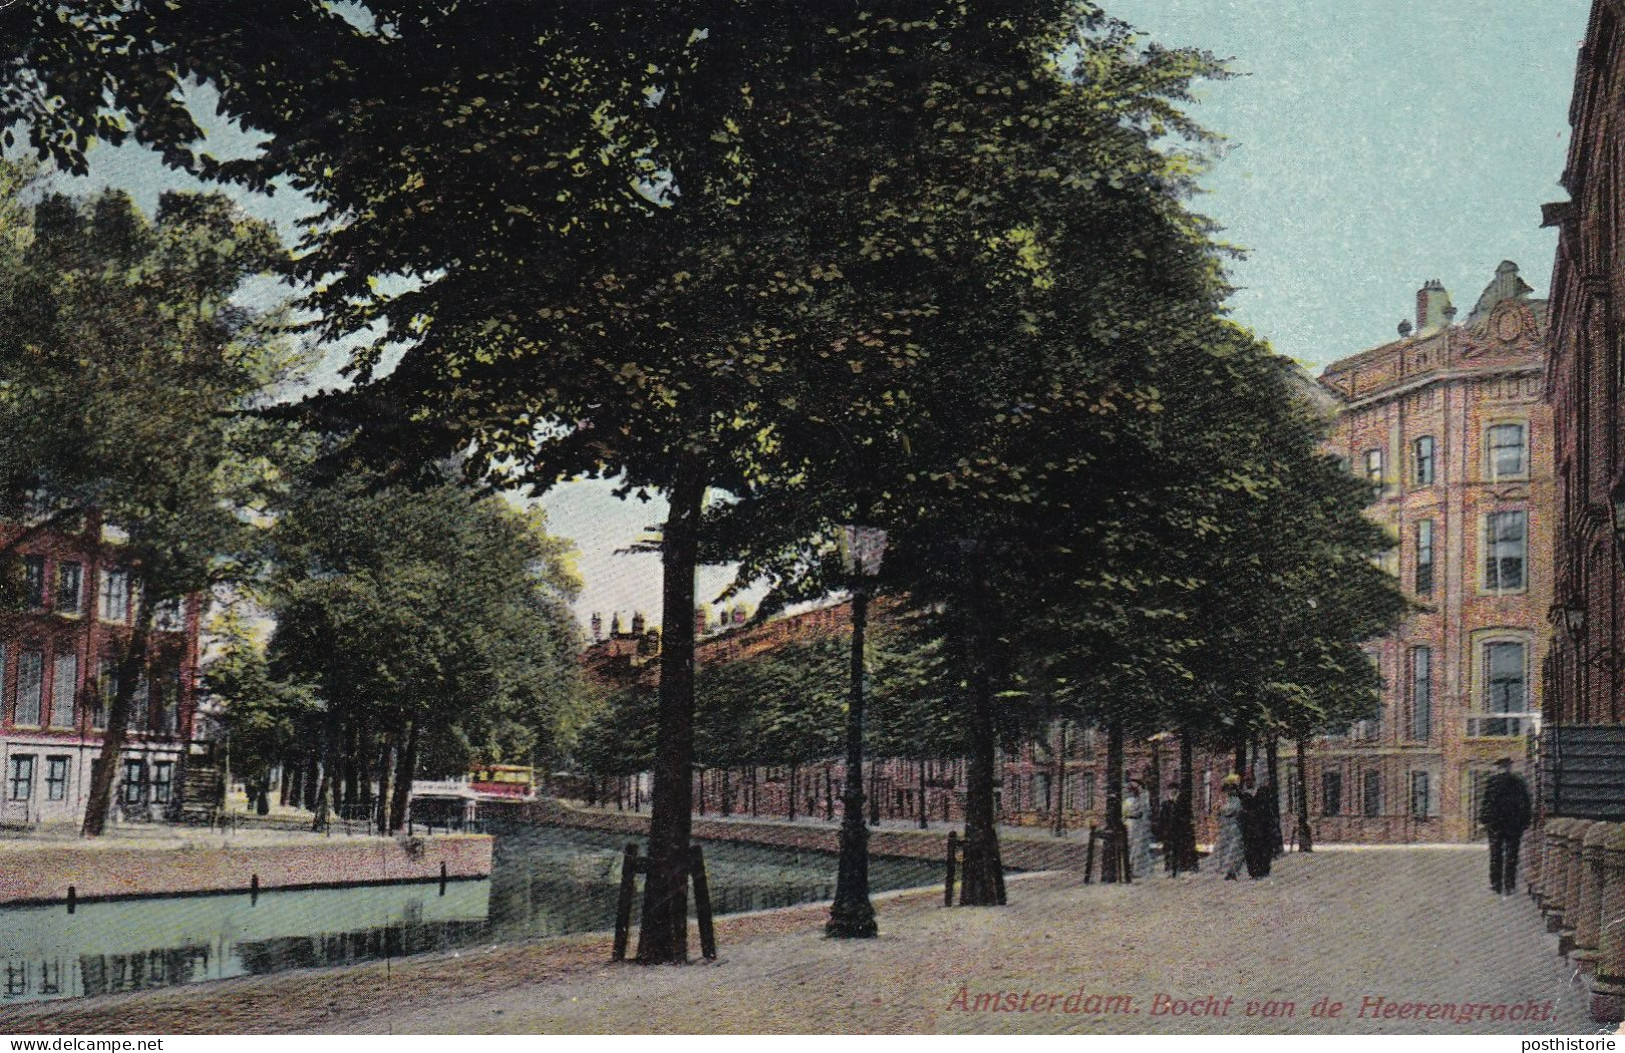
[827,524,886,939]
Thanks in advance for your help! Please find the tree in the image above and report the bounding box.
[0,173,297,835]
[204,607,321,814]
[267,466,584,832]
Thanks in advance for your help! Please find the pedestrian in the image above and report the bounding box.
[1479,757,1532,895]
[1240,776,1273,879]
[1160,780,1195,876]
[1122,775,1154,880]
[1213,774,1246,880]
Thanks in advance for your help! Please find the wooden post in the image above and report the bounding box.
[613,843,640,961]
[945,829,959,906]
[439,860,448,896]
[690,844,717,960]
[250,873,259,904]
[66,885,75,914]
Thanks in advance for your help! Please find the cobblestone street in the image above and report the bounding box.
[341,846,1596,1035]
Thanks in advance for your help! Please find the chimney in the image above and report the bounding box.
[590,612,603,642]
[631,611,646,635]
[1415,279,1454,335]
[611,612,624,636]
[693,605,709,637]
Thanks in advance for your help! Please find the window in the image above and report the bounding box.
[1363,771,1381,817]
[1415,520,1435,595]
[152,674,177,735]
[1409,646,1432,741]
[15,650,43,726]
[152,761,173,804]
[22,555,44,608]
[128,677,149,732]
[7,755,33,801]
[1321,771,1342,816]
[1488,423,1527,479]
[99,569,130,623]
[93,657,118,729]
[1485,642,1527,735]
[1414,436,1435,486]
[54,562,81,615]
[1081,771,1096,811]
[1364,449,1384,487]
[1410,772,1432,818]
[122,759,147,804]
[154,599,184,632]
[1484,511,1527,591]
[45,757,68,801]
[49,653,76,729]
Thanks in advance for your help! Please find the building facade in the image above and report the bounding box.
[1541,0,1625,820]
[0,518,203,827]
[1311,265,1555,842]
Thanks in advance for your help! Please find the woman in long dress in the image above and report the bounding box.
[1212,774,1247,880]
[1122,777,1155,880]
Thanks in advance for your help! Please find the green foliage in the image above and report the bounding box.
[0,176,300,599]
[577,611,963,777]
[268,467,586,776]
[204,607,322,785]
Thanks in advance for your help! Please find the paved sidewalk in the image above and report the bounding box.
[340,847,1596,1035]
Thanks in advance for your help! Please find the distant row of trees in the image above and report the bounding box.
[0,167,590,837]
[3,0,1409,960]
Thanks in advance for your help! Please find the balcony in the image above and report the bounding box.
[1464,712,1542,739]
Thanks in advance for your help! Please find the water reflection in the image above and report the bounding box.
[0,825,943,1004]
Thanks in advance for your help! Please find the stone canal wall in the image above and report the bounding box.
[520,799,1090,872]
[0,832,494,906]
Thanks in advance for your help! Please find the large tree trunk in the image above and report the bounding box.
[359,737,374,816]
[82,599,156,838]
[312,706,342,832]
[1266,734,1283,857]
[1102,718,1125,882]
[634,465,705,964]
[376,737,395,835]
[1295,737,1314,853]
[919,752,929,830]
[388,720,417,832]
[958,579,1005,906]
[1051,722,1066,838]
[342,724,360,816]
[301,750,319,811]
[788,761,798,821]
[1178,727,1198,872]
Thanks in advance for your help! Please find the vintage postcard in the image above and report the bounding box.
[0,0,1617,1042]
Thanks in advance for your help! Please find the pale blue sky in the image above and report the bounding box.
[1103,0,1588,367]
[45,1,1594,630]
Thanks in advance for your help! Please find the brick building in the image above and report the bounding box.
[0,518,203,827]
[578,601,1237,842]
[1310,264,1555,842]
[1540,0,1625,820]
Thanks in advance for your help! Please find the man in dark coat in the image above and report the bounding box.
[1240,778,1273,879]
[1479,758,1533,895]
[1158,781,1185,876]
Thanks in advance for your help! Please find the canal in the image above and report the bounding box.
[0,826,945,1004]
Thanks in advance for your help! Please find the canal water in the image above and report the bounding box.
[0,826,943,1004]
